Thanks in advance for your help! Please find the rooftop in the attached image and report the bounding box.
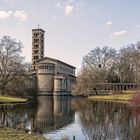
[36,57,76,69]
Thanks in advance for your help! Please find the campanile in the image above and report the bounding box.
[32,28,45,70]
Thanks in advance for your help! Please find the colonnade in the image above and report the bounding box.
[94,83,140,91]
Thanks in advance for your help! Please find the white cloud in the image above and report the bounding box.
[0,11,13,19]
[112,30,127,36]
[0,10,27,21]
[68,0,74,4]
[51,16,63,20]
[65,4,74,16]
[106,21,112,25]
[55,2,61,7]
[13,10,27,21]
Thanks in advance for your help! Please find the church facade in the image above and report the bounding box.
[30,28,76,95]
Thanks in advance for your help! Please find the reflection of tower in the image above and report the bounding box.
[32,28,45,70]
[32,96,74,132]
[35,97,54,129]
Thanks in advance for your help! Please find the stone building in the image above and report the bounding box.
[30,28,76,95]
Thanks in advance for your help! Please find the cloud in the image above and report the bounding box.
[13,10,27,21]
[68,0,74,4]
[106,21,112,25]
[51,16,63,20]
[0,10,27,21]
[112,30,127,36]
[65,4,74,16]
[0,11,13,19]
[55,2,61,7]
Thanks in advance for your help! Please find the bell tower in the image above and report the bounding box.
[32,28,45,70]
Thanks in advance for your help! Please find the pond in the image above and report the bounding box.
[0,96,140,140]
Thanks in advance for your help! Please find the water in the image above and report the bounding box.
[0,96,140,140]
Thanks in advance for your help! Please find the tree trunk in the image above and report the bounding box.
[1,84,5,95]
[94,87,98,95]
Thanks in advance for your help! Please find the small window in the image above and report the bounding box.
[34,50,39,54]
[34,39,39,43]
[34,56,39,59]
[34,33,39,37]
[34,45,39,49]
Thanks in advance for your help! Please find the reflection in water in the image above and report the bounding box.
[0,97,140,139]
[0,96,75,138]
[0,102,36,130]
[32,96,74,133]
[74,99,140,140]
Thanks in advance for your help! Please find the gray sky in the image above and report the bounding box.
[0,0,140,70]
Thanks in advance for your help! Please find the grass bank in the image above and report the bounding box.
[0,127,46,140]
[0,95,28,104]
[88,91,135,103]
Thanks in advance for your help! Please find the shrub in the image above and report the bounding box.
[129,92,140,107]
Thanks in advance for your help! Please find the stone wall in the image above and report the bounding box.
[36,58,76,93]
[37,74,54,92]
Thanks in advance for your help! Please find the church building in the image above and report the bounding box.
[30,28,76,95]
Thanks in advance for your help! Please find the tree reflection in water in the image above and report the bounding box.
[0,102,37,129]
[0,97,140,140]
[0,96,75,135]
[73,98,140,140]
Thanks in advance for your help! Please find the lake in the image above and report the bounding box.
[0,96,140,140]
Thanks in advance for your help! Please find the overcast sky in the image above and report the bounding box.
[0,0,140,70]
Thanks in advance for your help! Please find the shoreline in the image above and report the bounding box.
[0,95,29,104]
[88,91,135,103]
[0,127,46,140]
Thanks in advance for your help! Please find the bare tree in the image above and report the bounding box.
[72,42,140,96]
[82,46,117,83]
[116,43,140,83]
[0,36,24,95]
[72,46,117,96]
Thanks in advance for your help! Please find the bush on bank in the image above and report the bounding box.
[0,127,46,140]
[129,92,140,107]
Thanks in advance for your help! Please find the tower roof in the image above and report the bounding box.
[32,28,45,33]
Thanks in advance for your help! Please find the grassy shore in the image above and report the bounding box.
[0,95,28,104]
[0,127,46,140]
[88,91,135,103]
[0,97,46,140]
